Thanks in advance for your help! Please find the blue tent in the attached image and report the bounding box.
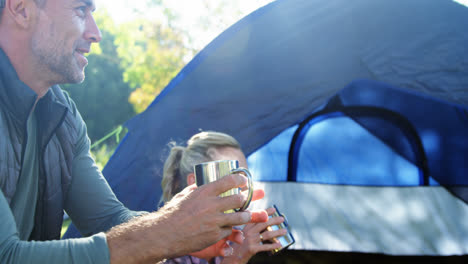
[65,0,468,258]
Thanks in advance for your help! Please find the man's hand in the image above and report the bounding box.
[188,207,269,261]
[106,173,266,264]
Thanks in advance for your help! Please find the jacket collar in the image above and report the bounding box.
[0,48,69,145]
[0,48,38,125]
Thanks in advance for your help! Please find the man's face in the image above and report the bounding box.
[31,0,101,84]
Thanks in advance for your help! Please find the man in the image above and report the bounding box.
[0,0,267,263]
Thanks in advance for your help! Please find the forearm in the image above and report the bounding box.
[0,232,110,264]
[105,175,260,264]
[105,190,231,264]
[0,190,110,264]
[106,211,180,264]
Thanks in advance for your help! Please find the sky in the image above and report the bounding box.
[98,0,275,51]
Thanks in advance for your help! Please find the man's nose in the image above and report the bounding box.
[84,14,102,43]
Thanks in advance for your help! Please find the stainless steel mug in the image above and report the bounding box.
[267,204,295,254]
[194,160,254,212]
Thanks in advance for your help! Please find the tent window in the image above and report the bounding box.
[288,106,431,186]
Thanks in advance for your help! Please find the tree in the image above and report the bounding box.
[64,0,274,142]
[113,18,191,113]
[63,11,135,144]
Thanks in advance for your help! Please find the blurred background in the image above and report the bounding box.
[63,0,273,169]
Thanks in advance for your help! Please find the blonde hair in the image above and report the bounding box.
[160,131,241,203]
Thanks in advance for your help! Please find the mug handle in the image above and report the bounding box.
[230,168,254,211]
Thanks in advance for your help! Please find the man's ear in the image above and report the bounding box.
[186,173,196,186]
[5,0,37,28]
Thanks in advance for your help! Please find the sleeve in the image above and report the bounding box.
[0,189,109,264]
[63,98,143,237]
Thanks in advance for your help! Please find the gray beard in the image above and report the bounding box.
[31,34,85,85]
[35,50,84,84]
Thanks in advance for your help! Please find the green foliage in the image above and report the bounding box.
[91,143,118,171]
[63,6,191,164]
[63,11,136,143]
[60,218,71,238]
[114,18,191,113]
[63,1,267,165]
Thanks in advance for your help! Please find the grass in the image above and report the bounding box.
[61,218,71,238]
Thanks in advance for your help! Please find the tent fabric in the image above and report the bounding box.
[101,0,468,213]
[64,0,468,256]
[245,81,468,255]
[249,182,468,255]
[248,80,468,193]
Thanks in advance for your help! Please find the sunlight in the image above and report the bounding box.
[98,0,274,50]
[454,0,468,6]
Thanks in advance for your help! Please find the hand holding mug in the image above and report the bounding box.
[195,160,254,213]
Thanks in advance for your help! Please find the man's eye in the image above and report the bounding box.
[76,6,87,17]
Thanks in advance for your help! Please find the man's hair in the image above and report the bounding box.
[0,0,47,20]
[0,0,4,21]
[0,0,47,12]
[35,0,47,8]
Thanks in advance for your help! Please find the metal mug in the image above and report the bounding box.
[266,204,295,254]
[194,160,254,213]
